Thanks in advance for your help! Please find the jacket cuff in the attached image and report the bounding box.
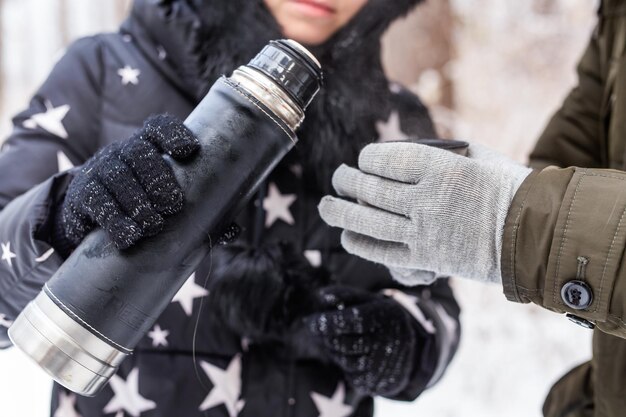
[501,167,573,304]
[382,289,458,400]
[0,173,71,346]
[502,166,626,336]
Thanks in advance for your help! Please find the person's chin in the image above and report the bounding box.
[281,23,333,46]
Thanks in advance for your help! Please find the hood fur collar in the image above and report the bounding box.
[128,0,424,190]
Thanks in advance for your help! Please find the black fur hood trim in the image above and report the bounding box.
[127,0,425,190]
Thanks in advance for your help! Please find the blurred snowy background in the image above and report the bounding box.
[0,0,599,416]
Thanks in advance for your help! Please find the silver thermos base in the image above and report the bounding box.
[8,291,129,396]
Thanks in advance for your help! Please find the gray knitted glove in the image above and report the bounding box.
[318,142,532,285]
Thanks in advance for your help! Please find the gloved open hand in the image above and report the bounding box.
[318,142,532,285]
[61,114,199,250]
[304,285,417,397]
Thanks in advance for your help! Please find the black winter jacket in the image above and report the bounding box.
[0,1,460,416]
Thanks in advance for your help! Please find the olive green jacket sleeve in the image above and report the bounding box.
[502,166,626,338]
[506,7,626,337]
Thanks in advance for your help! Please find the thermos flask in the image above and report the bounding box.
[8,39,323,396]
[410,138,469,156]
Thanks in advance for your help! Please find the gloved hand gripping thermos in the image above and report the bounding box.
[8,40,323,396]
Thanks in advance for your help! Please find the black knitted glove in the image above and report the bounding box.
[61,114,199,250]
[304,285,417,397]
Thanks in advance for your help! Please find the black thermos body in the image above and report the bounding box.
[9,39,323,396]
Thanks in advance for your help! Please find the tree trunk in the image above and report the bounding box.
[115,0,130,23]
[382,0,455,110]
[58,0,70,46]
[381,0,455,138]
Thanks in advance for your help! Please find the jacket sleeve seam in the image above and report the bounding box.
[608,314,626,327]
[553,169,587,307]
[595,194,626,313]
[587,172,626,180]
[592,172,626,317]
[507,175,535,303]
[515,285,542,293]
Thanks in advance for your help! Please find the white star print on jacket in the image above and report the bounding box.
[54,391,82,417]
[23,100,71,139]
[0,314,13,328]
[310,383,354,417]
[263,182,296,227]
[57,151,74,172]
[147,324,169,347]
[199,355,245,416]
[304,250,322,267]
[375,110,409,142]
[103,368,157,417]
[170,272,209,316]
[1,242,16,267]
[118,65,141,85]
[383,289,436,334]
